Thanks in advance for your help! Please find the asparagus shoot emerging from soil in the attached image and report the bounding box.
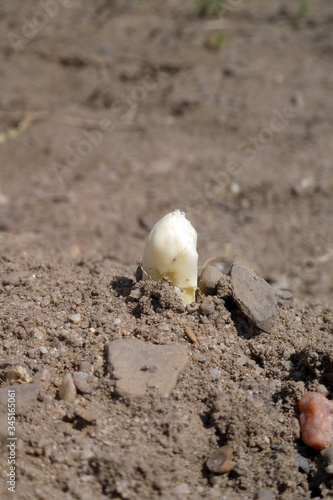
[142,210,198,305]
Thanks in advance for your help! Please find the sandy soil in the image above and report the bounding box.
[0,1,332,498]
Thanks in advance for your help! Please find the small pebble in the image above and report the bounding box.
[292,417,300,439]
[73,372,92,394]
[299,392,333,449]
[59,374,77,402]
[198,266,223,295]
[230,182,241,194]
[129,288,142,300]
[114,318,121,326]
[184,325,198,343]
[33,328,44,340]
[295,453,310,474]
[199,297,215,316]
[186,302,199,313]
[69,313,81,324]
[206,445,233,474]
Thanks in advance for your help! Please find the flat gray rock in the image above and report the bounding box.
[230,263,277,333]
[105,339,189,399]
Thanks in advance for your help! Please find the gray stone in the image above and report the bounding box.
[0,383,40,414]
[73,372,92,394]
[230,263,277,333]
[105,339,189,399]
[198,266,223,295]
[295,453,310,474]
[59,374,76,402]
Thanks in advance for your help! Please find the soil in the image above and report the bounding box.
[0,1,333,499]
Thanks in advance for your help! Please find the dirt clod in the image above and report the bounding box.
[199,296,216,316]
[198,265,223,295]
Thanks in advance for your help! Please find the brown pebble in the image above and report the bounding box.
[186,302,199,313]
[198,266,223,295]
[184,325,198,343]
[292,417,301,439]
[206,445,233,473]
[199,297,215,316]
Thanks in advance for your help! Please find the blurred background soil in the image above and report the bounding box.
[0,1,332,499]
